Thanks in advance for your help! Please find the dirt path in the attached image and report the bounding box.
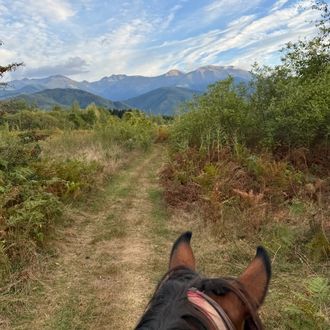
[7,146,174,330]
[2,145,232,330]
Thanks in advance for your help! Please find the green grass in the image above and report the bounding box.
[49,293,98,330]
[90,214,126,245]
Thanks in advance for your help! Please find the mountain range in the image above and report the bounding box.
[1,65,251,114]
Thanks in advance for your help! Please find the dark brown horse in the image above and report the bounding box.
[135,232,271,330]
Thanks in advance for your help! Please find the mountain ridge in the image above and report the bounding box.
[3,65,251,101]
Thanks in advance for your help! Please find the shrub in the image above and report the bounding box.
[0,129,102,282]
[34,159,102,199]
[2,110,64,130]
[0,131,62,278]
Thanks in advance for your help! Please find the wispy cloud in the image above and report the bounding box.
[0,47,16,64]
[27,0,75,21]
[128,1,319,74]
[0,0,322,80]
[101,19,153,47]
[202,0,262,22]
[21,57,89,77]
[0,0,75,21]
[271,0,290,12]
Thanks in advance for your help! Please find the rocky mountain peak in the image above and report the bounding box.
[165,69,184,77]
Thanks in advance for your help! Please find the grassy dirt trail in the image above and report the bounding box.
[4,146,176,330]
[3,145,230,330]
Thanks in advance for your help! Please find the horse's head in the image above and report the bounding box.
[135,232,271,330]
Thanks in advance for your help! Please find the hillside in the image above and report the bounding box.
[0,85,42,100]
[11,88,129,109]
[124,87,201,115]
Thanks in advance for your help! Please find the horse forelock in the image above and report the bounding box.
[135,267,209,330]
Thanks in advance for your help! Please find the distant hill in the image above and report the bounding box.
[0,85,42,100]
[124,87,201,115]
[3,65,251,101]
[10,88,129,110]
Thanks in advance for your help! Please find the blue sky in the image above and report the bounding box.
[0,0,325,81]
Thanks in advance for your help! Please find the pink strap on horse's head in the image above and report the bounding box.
[187,288,234,330]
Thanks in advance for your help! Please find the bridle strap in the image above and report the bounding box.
[187,288,235,330]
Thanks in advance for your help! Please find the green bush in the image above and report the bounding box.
[250,65,330,150]
[171,5,330,155]
[95,110,156,150]
[0,129,102,282]
[0,131,62,277]
[35,159,102,199]
[2,110,64,130]
[0,107,158,284]
[284,277,330,329]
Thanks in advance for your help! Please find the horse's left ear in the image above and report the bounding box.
[239,246,271,307]
[169,231,195,271]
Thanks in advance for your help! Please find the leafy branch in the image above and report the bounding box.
[0,40,23,85]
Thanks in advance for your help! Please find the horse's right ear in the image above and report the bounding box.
[169,231,195,271]
[205,246,271,329]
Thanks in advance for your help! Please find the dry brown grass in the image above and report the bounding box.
[40,130,125,178]
[160,146,330,328]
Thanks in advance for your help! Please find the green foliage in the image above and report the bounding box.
[0,131,62,276]
[95,110,156,150]
[306,224,330,262]
[6,192,61,242]
[281,1,330,79]
[0,103,159,139]
[171,3,330,153]
[249,1,330,150]
[35,159,102,199]
[0,105,158,284]
[1,110,64,130]
[250,63,330,150]
[285,277,330,329]
[0,129,103,282]
[71,100,80,112]
[171,78,249,150]
[0,99,28,113]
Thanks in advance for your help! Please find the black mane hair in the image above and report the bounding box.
[135,266,264,330]
[135,267,210,330]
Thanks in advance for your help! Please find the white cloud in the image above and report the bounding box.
[228,15,256,27]
[0,0,75,22]
[21,57,89,77]
[125,1,319,76]
[25,0,75,21]
[0,3,8,15]
[271,0,290,12]
[1,0,323,81]
[203,0,262,21]
[0,48,16,65]
[160,4,183,30]
[102,19,153,47]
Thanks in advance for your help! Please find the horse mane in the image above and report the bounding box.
[135,266,264,330]
[135,266,210,329]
